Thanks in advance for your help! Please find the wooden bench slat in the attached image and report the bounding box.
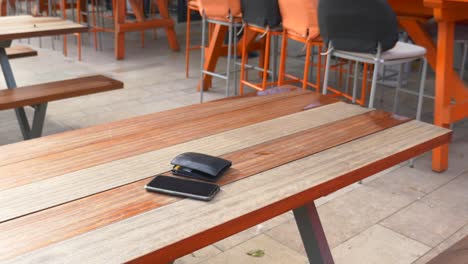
[0,75,123,110]
[5,121,451,264]
[0,103,370,223]
[0,92,338,191]
[5,46,37,59]
[0,90,324,168]
[0,111,410,261]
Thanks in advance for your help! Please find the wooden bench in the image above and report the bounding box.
[5,46,37,59]
[427,235,468,264]
[0,75,123,139]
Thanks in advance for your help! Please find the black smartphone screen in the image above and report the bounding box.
[145,175,220,200]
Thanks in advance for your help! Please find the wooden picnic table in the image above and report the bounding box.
[0,15,88,139]
[387,0,468,172]
[0,90,451,263]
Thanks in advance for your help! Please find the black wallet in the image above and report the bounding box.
[171,152,232,182]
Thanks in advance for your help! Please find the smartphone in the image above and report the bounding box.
[145,175,220,201]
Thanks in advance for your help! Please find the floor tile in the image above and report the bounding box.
[201,235,308,264]
[332,224,430,264]
[381,172,468,247]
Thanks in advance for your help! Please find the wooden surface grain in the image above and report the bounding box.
[0,102,368,222]
[5,121,450,264]
[0,15,87,41]
[0,75,123,110]
[0,110,407,260]
[0,92,337,190]
[0,90,334,168]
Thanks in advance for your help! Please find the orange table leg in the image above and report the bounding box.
[114,0,126,59]
[432,21,455,172]
[156,0,180,51]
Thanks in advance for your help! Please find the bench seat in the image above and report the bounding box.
[0,75,123,110]
[5,46,37,59]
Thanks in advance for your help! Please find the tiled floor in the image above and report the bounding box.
[1,22,467,264]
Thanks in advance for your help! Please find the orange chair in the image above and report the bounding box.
[198,0,242,102]
[238,0,282,95]
[277,0,323,91]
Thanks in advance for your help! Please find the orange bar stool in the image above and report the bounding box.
[238,0,282,95]
[198,0,242,102]
[277,0,323,91]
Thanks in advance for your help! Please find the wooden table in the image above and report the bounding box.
[387,0,468,172]
[0,90,451,263]
[0,15,87,139]
[114,0,180,59]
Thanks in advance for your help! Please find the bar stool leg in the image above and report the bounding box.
[185,3,191,78]
[199,13,206,103]
[368,44,382,109]
[303,42,311,90]
[239,25,248,96]
[233,21,238,96]
[322,43,332,95]
[460,42,467,80]
[225,15,233,98]
[262,31,271,90]
[410,57,428,168]
[392,64,404,114]
[278,31,288,85]
[352,62,359,104]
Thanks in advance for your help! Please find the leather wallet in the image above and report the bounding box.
[171,152,232,182]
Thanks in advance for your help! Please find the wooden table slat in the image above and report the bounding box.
[0,92,337,190]
[5,121,450,264]
[0,15,87,41]
[0,91,331,168]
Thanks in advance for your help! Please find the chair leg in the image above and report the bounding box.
[410,57,428,168]
[368,61,381,109]
[392,64,404,114]
[233,21,238,96]
[185,4,191,78]
[278,31,288,85]
[322,43,332,95]
[316,45,322,91]
[225,15,233,98]
[303,42,311,90]
[239,25,248,96]
[460,42,467,80]
[199,13,206,103]
[416,58,428,121]
[352,62,359,103]
[262,31,271,90]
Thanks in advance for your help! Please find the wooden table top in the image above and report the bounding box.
[0,91,451,263]
[0,15,87,41]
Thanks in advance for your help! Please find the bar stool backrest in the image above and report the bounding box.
[241,0,281,28]
[318,0,399,53]
[278,0,320,40]
[198,0,241,20]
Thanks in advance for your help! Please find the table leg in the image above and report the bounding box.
[293,201,334,264]
[432,21,454,172]
[155,0,180,51]
[0,45,31,139]
[114,0,126,59]
[0,43,48,140]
